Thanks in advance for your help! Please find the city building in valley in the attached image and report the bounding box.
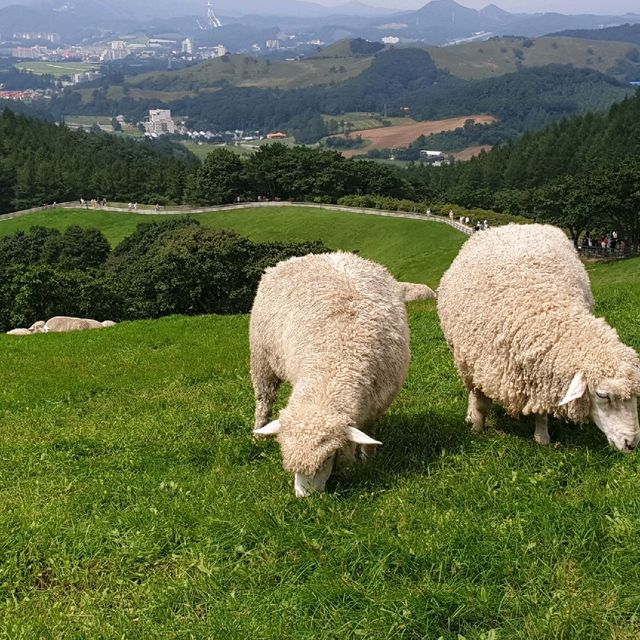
[144,109,176,135]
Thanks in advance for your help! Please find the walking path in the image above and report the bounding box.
[0,201,474,236]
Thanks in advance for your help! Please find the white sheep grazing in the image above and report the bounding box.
[44,316,105,332]
[29,321,46,333]
[101,320,116,328]
[398,282,436,302]
[251,252,411,496]
[6,328,31,335]
[438,223,640,451]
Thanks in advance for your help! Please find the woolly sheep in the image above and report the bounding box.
[6,328,31,335]
[398,282,436,302]
[44,316,105,332]
[438,224,640,452]
[251,251,411,496]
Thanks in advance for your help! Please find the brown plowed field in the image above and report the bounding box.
[453,145,493,161]
[340,115,496,158]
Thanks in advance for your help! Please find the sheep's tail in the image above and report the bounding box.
[398,282,437,302]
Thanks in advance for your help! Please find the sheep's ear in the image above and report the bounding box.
[347,427,382,446]
[253,420,280,438]
[559,372,588,406]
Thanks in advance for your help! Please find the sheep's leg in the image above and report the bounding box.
[251,354,281,429]
[533,414,550,445]
[466,389,492,433]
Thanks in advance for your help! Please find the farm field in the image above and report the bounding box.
[322,112,416,132]
[16,61,99,78]
[1,206,639,637]
[339,115,497,158]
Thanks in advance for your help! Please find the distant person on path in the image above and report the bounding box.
[155,203,160,212]
[128,202,132,211]
[449,210,454,221]
[133,202,138,211]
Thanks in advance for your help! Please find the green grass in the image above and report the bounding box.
[126,54,373,95]
[425,36,640,80]
[15,61,99,78]
[1,210,640,637]
[0,207,464,285]
[322,112,416,132]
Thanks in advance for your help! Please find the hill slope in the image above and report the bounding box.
[0,206,464,285]
[1,217,639,636]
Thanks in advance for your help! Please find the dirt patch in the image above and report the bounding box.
[454,145,493,161]
[340,115,496,158]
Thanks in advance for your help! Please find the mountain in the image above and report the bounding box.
[363,1,640,45]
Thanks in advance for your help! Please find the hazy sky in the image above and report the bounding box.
[321,0,640,14]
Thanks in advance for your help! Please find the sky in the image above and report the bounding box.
[319,0,640,14]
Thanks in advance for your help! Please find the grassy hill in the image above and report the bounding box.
[425,36,640,80]
[1,207,639,636]
[127,54,374,93]
[0,207,464,285]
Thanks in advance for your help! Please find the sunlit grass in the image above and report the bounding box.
[0,212,639,637]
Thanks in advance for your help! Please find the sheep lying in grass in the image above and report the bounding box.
[44,316,109,332]
[251,252,411,496]
[398,282,436,302]
[6,317,116,335]
[6,328,32,336]
[438,224,640,451]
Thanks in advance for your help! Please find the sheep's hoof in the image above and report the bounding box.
[466,418,484,434]
[533,433,551,446]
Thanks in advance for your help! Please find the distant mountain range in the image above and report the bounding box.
[1,0,639,46]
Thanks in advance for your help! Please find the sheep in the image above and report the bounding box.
[101,320,116,328]
[250,251,411,496]
[6,328,32,335]
[44,316,105,332]
[398,282,436,302]
[29,321,46,333]
[437,223,640,452]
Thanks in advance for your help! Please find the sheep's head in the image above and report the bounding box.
[559,365,640,452]
[253,412,381,497]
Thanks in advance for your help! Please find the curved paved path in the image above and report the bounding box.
[0,201,473,236]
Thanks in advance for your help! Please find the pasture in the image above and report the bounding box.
[1,208,639,638]
[15,61,99,78]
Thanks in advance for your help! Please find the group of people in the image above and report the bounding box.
[80,198,107,209]
[474,219,490,232]
[580,231,622,254]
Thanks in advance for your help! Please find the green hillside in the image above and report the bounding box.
[128,54,374,92]
[425,36,640,80]
[0,207,465,285]
[1,208,639,635]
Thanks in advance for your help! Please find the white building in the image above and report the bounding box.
[420,150,446,164]
[182,39,194,55]
[382,36,400,45]
[266,39,280,50]
[144,109,176,136]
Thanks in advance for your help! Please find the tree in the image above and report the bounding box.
[185,148,244,205]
